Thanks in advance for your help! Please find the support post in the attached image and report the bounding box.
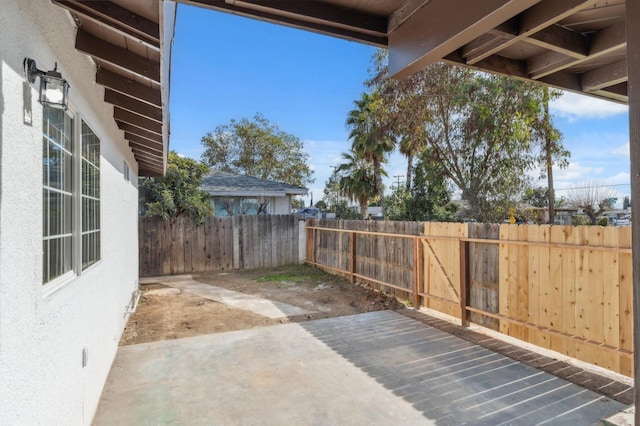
[459,239,470,327]
[313,227,317,265]
[413,237,420,308]
[627,1,640,421]
[350,231,356,283]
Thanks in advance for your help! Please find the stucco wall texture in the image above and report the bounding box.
[0,1,140,424]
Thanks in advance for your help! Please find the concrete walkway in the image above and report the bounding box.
[94,311,628,425]
[141,274,312,319]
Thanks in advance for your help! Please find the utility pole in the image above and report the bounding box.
[331,165,339,212]
[394,175,404,191]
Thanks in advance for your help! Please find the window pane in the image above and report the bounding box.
[81,121,100,270]
[43,107,73,284]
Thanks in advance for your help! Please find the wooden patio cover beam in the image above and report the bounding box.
[53,0,160,50]
[96,69,161,107]
[528,20,626,79]
[76,30,161,84]
[117,122,163,144]
[464,0,599,65]
[104,89,163,123]
[114,107,163,135]
[388,0,539,79]
[182,0,387,46]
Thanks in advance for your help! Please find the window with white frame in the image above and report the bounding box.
[81,121,100,269]
[42,107,101,284]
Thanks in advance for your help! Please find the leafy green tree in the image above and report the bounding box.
[201,113,313,188]
[336,149,380,219]
[322,171,342,212]
[387,149,458,222]
[314,200,327,210]
[370,55,562,223]
[532,86,569,223]
[140,151,213,225]
[623,196,631,210]
[334,200,362,220]
[346,92,395,217]
[522,187,549,208]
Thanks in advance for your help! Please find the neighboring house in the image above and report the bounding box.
[201,170,308,216]
[0,1,173,425]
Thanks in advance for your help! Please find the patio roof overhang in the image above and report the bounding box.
[52,0,175,177]
[182,0,629,104]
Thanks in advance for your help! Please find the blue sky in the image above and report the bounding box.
[169,4,630,207]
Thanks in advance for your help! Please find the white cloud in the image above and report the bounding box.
[612,143,630,158]
[554,162,603,182]
[605,172,631,186]
[550,92,627,121]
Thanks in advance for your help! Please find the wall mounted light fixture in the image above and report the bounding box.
[24,58,70,110]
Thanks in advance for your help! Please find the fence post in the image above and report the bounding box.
[459,239,470,327]
[350,231,356,283]
[232,216,240,270]
[413,237,420,308]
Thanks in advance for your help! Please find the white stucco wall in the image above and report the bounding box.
[0,1,140,424]
[274,196,293,214]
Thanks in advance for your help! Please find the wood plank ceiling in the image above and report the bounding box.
[52,0,169,177]
[184,0,628,104]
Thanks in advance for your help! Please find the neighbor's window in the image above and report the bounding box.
[42,108,101,284]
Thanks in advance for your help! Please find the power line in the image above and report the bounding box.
[554,183,631,192]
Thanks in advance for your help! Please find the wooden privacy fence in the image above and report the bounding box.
[306,220,633,376]
[139,214,303,277]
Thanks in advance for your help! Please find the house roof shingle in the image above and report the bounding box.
[201,170,308,197]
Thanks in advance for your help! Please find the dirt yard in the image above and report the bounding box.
[120,265,406,345]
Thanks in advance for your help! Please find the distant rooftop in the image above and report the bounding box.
[201,170,308,197]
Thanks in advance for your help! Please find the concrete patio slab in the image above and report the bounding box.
[140,274,312,319]
[94,311,629,425]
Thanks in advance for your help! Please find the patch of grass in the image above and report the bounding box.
[254,264,340,285]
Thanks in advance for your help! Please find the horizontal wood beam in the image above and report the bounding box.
[126,133,164,153]
[114,107,162,135]
[528,20,626,79]
[445,51,529,79]
[104,89,162,123]
[582,59,627,92]
[388,0,539,79]
[131,149,164,165]
[129,141,164,157]
[53,0,159,50]
[388,0,430,33]
[138,168,163,178]
[465,0,598,65]
[96,69,161,106]
[134,156,165,172]
[524,24,588,59]
[76,30,160,83]
[117,122,163,144]
[182,0,387,46]
[225,1,387,35]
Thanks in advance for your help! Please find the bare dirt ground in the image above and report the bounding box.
[120,264,406,345]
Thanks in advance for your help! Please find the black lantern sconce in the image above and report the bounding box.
[24,58,70,110]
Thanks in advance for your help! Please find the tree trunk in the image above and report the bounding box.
[359,200,368,219]
[405,153,413,191]
[374,159,386,218]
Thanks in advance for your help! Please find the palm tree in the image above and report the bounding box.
[346,92,395,217]
[336,151,378,219]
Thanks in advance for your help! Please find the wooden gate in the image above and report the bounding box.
[418,222,468,319]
